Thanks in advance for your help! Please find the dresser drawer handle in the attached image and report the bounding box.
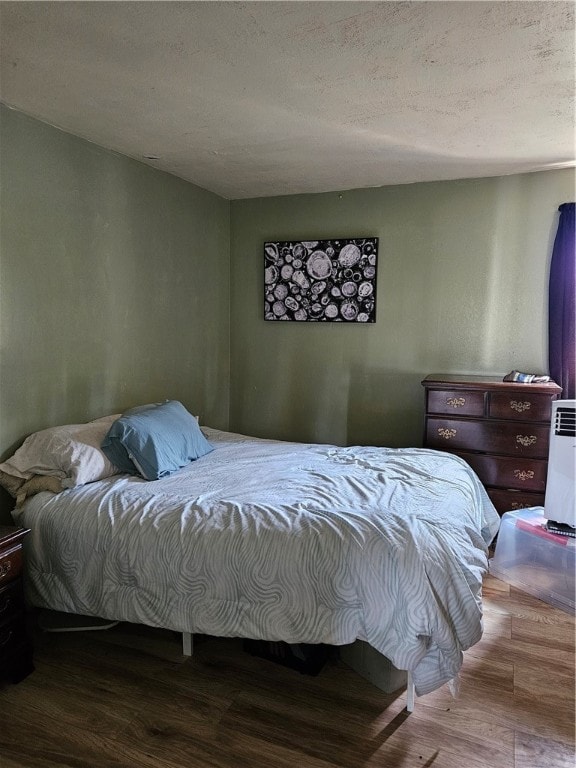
[510,400,531,413]
[438,428,457,440]
[511,501,531,510]
[0,629,13,648]
[516,435,537,447]
[0,562,12,580]
[514,470,535,481]
[446,397,466,408]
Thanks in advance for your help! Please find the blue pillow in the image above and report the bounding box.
[101,401,213,480]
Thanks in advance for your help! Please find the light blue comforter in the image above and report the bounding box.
[15,428,500,695]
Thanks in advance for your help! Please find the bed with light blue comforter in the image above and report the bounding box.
[14,427,500,695]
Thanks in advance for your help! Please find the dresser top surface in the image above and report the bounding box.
[0,526,30,548]
[422,374,562,395]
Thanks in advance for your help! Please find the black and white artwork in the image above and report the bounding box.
[264,237,378,322]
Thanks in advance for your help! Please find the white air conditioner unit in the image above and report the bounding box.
[544,400,576,528]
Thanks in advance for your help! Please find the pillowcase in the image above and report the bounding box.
[101,400,213,480]
[0,413,122,490]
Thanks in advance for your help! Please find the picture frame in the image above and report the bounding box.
[264,237,378,322]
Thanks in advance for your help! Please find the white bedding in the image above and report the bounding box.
[13,428,500,696]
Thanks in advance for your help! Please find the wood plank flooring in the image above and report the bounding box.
[1,574,574,768]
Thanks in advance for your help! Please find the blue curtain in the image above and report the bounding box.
[549,202,575,398]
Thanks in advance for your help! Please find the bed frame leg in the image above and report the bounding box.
[406,671,415,712]
[182,632,193,657]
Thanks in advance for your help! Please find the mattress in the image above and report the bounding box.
[13,427,500,695]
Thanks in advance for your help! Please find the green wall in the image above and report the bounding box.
[2,102,573,474]
[0,105,231,464]
[229,170,575,447]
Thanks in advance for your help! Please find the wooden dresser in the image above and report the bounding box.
[421,374,562,515]
[0,526,34,683]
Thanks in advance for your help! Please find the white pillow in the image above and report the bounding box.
[0,414,122,489]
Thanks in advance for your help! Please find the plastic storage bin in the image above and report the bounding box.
[490,507,575,613]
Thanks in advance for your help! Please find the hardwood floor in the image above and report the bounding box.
[1,574,574,768]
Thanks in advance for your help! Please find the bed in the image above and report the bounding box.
[5,411,500,700]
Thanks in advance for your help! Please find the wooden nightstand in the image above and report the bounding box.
[422,374,562,515]
[0,526,34,683]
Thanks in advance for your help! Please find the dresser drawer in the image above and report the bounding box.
[427,390,485,417]
[0,545,23,588]
[488,392,554,422]
[455,451,547,492]
[426,418,550,458]
[0,579,24,625]
[486,488,545,515]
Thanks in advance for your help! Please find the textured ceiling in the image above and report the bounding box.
[1,1,574,199]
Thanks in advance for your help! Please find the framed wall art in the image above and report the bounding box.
[264,237,378,322]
